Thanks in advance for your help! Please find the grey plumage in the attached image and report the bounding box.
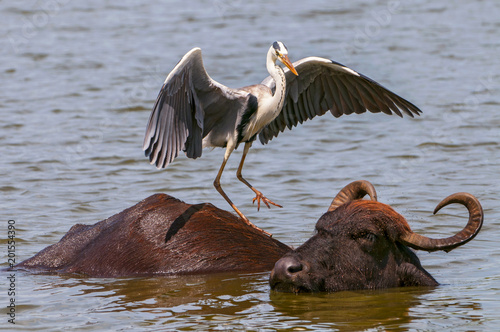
[143,48,250,168]
[258,57,421,144]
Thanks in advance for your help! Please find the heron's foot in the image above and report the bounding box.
[252,191,283,211]
[228,202,273,237]
[240,216,272,237]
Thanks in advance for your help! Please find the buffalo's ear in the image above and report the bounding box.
[397,262,439,287]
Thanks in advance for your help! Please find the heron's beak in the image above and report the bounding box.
[280,54,298,76]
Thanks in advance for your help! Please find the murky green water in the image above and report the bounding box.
[1,0,500,330]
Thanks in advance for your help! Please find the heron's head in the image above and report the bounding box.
[271,41,298,76]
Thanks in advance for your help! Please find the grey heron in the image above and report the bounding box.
[143,41,422,235]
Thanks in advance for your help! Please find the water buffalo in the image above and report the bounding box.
[15,194,290,277]
[270,180,483,293]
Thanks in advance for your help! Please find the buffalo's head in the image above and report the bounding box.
[270,180,483,293]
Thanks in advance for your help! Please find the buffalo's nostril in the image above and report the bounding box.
[273,256,304,279]
[270,255,309,291]
[287,261,303,274]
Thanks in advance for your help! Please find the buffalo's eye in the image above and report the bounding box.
[353,232,377,242]
[355,232,383,253]
[363,232,377,242]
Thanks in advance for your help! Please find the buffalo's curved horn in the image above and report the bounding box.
[400,192,483,252]
[328,180,378,212]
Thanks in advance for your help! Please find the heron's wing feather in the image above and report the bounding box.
[143,48,247,168]
[259,57,422,144]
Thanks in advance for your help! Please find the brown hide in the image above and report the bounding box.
[16,194,291,277]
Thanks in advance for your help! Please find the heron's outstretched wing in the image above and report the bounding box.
[143,48,248,168]
[258,57,422,144]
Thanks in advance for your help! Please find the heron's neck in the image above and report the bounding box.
[266,58,287,114]
[239,54,286,142]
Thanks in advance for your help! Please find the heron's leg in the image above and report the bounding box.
[236,142,282,211]
[214,145,271,236]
